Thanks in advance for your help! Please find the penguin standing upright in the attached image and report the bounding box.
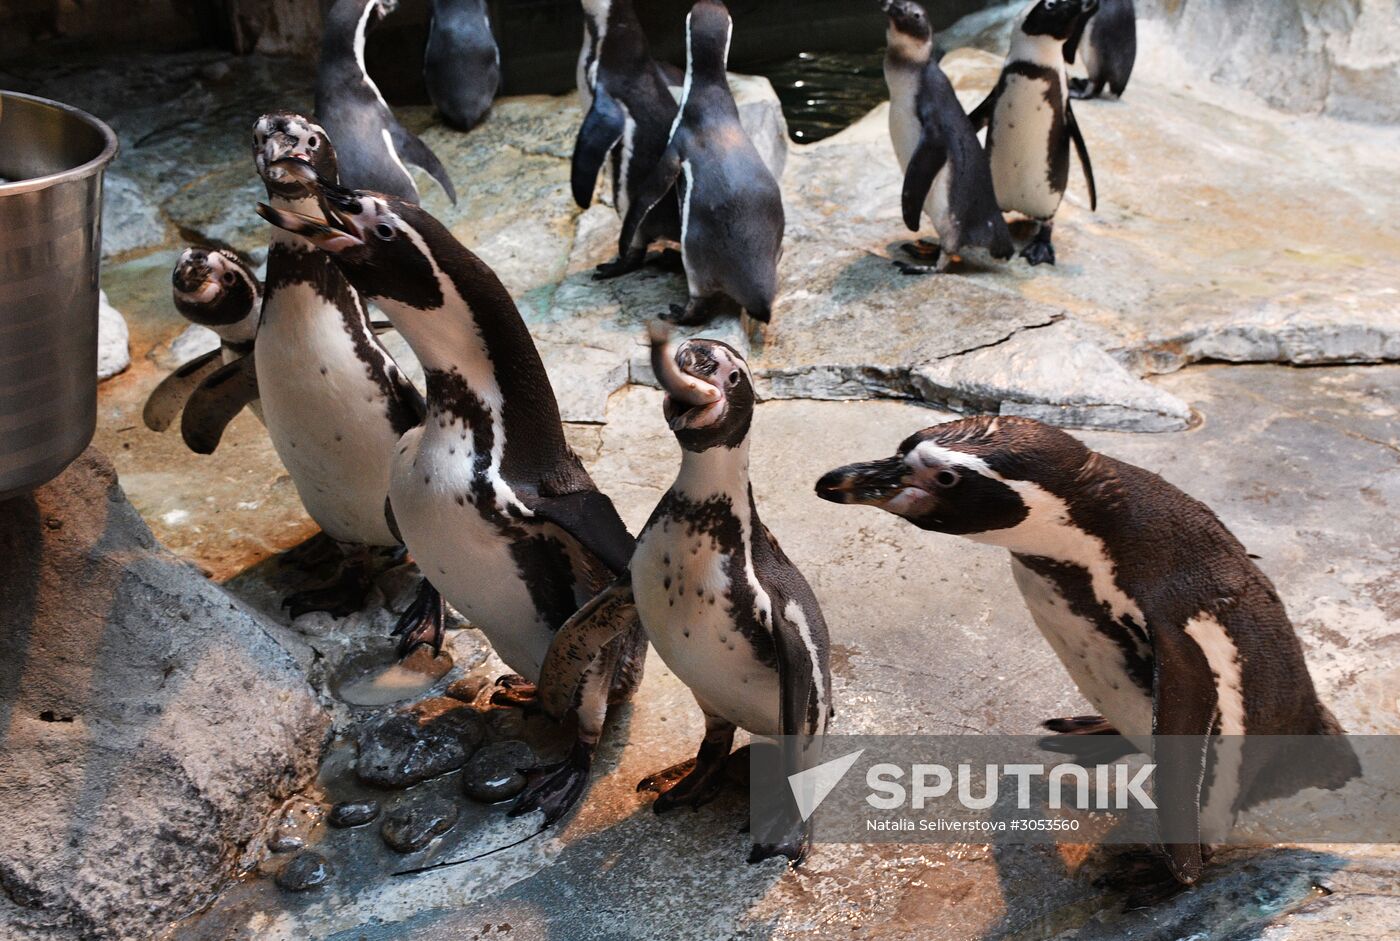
[316,0,457,204]
[572,0,683,278]
[816,416,1358,885]
[576,0,683,108]
[529,326,832,862]
[880,0,1012,273]
[619,1,784,326]
[1066,0,1136,100]
[249,114,442,651]
[424,0,500,131]
[969,0,1098,266]
[143,248,263,437]
[258,172,647,824]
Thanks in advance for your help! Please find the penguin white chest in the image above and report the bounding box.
[633,516,781,735]
[255,283,399,547]
[1009,557,1153,739]
[989,72,1065,220]
[388,427,554,680]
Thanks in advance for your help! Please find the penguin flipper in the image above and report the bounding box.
[967,84,999,131]
[1151,622,1218,885]
[901,133,949,233]
[1066,101,1097,211]
[142,348,223,432]
[370,318,395,335]
[571,84,626,208]
[180,355,260,455]
[528,487,636,576]
[535,576,638,721]
[618,143,682,255]
[390,123,458,205]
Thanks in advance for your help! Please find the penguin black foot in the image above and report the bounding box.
[652,248,686,273]
[903,238,941,261]
[662,294,736,327]
[507,740,593,827]
[1038,715,1140,764]
[283,555,374,619]
[490,674,544,714]
[748,831,809,866]
[1020,225,1056,266]
[1093,846,1199,910]
[1069,77,1102,100]
[593,252,644,280]
[893,259,936,276]
[391,580,446,658]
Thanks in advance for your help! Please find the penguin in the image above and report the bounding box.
[576,0,683,109]
[968,0,1098,266]
[256,171,648,825]
[316,0,457,205]
[528,326,832,862]
[249,113,442,653]
[572,0,683,278]
[1066,0,1135,100]
[815,416,1359,885]
[880,0,1013,274]
[618,0,785,327]
[423,0,500,131]
[143,248,263,438]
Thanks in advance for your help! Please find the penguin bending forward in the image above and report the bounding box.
[424,0,500,131]
[1067,0,1135,100]
[880,0,1011,273]
[619,0,785,327]
[969,0,1098,266]
[250,113,443,652]
[529,327,833,863]
[257,171,648,825]
[816,416,1358,885]
[572,0,683,278]
[143,248,263,441]
[316,0,457,204]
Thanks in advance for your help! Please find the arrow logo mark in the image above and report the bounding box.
[787,748,864,821]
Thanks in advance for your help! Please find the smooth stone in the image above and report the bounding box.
[445,674,490,704]
[275,851,332,892]
[380,798,459,853]
[355,698,485,788]
[168,324,220,365]
[97,290,131,381]
[328,799,380,829]
[462,740,534,804]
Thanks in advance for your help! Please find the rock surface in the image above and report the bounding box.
[355,697,485,789]
[328,800,381,829]
[274,852,333,892]
[461,740,534,804]
[379,798,459,854]
[0,449,329,941]
[96,290,130,380]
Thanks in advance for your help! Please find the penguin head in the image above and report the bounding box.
[815,416,1095,538]
[685,1,734,80]
[881,0,934,63]
[171,248,259,327]
[649,326,755,453]
[252,112,339,199]
[257,179,445,310]
[1020,0,1099,44]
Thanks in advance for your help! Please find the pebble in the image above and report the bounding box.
[328,799,381,828]
[445,674,490,704]
[483,705,526,741]
[462,740,534,803]
[268,798,324,852]
[355,698,485,788]
[275,851,332,891]
[380,798,459,853]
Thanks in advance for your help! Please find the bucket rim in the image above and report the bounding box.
[0,90,120,196]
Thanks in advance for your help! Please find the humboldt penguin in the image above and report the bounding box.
[1067,0,1135,100]
[424,0,500,131]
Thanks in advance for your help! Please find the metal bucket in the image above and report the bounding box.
[0,91,119,501]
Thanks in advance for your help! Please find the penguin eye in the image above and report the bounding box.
[726,370,741,387]
[307,135,319,149]
[373,222,396,241]
[933,469,960,488]
[220,271,238,287]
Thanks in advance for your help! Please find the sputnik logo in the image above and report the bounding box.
[787,749,865,821]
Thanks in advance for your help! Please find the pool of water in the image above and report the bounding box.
[752,49,888,143]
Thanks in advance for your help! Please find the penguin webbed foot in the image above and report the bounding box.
[282,555,375,619]
[278,532,340,572]
[638,756,728,814]
[507,739,593,827]
[1069,77,1101,100]
[747,827,810,867]
[490,674,545,715]
[1093,846,1198,909]
[893,259,936,276]
[651,247,686,273]
[1038,714,1140,765]
[391,581,446,658]
[903,238,941,261]
[661,295,734,327]
[1020,224,1056,266]
[593,252,645,280]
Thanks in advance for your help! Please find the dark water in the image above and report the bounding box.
[752,49,888,144]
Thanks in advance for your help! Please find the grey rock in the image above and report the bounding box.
[355,697,485,788]
[327,800,380,829]
[730,73,789,182]
[274,851,332,892]
[0,449,328,941]
[462,740,534,804]
[379,798,459,853]
[96,290,130,381]
[168,324,221,365]
[267,797,324,853]
[445,674,490,704]
[99,175,168,260]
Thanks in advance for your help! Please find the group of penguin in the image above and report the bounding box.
[138,0,1357,894]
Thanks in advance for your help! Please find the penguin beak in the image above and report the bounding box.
[648,323,725,431]
[815,457,916,508]
[255,203,365,253]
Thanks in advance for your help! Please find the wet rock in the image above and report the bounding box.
[380,798,459,853]
[462,740,535,804]
[446,674,490,704]
[275,851,332,892]
[334,645,454,707]
[482,704,527,742]
[355,697,485,788]
[0,449,328,941]
[167,324,221,365]
[267,797,324,852]
[100,175,168,259]
[730,73,788,182]
[97,290,130,381]
[328,799,381,829]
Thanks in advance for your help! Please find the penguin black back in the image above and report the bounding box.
[1067,0,1136,99]
[424,0,500,130]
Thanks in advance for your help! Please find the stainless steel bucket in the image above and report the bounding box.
[0,91,119,501]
